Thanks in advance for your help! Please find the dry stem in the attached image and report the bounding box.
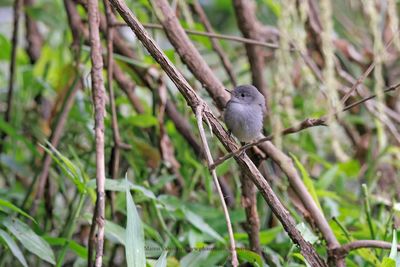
[195,105,238,266]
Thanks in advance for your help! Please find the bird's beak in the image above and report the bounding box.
[225,89,232,94]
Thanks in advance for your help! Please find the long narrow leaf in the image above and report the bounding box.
[0,229,28,267]
[3,217,55,264]
[125,177,146,267]
[155,251,168,267]
[0,199,36,223]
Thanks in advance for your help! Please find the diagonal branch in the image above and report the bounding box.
[108,1,327,265]
[119,0,338,260]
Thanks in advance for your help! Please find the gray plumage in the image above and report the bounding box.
[224,85,266,143]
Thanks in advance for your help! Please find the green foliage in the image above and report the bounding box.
[3,218,55,265]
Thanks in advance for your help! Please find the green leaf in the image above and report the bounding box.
[105,220,126,245]
[125,175,146,267]
[180,251,210,267]
[0,117,39,156]
[86,178,156,199]
[184,210,224,242]
[0,198,36,223]
[41,142,87,194]
[381,258,396,267]
[3,217,56,265]
[43,237,87,259]
[338,160,360,178]
[0,34,11,60]
[291,153,322,210]
[127,114,158,128]
[0,229,28,267]
[259,226,282,244]
[155,251,168,267]
[237,248,263,266]
[292,253,311,267]
[296,223,318,244]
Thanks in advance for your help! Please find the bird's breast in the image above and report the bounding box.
[224,102,264,142]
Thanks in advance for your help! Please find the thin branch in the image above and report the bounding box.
[1,0,23,153]
[195,105,238,267]
[341,240,400,253]
[210,82,400,169]
[113,22,281,49]
[190,0,237,86]
[103,0,119,219]
[87,0,106,266]
[108,1,327,265]
[340,32,398,105]
[342,83,400,112]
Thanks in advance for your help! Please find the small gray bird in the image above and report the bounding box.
[224,85,266,143]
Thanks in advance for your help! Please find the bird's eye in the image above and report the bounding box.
[241,93,245,97]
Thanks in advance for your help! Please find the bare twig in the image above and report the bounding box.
[342,83,400,112]
[108,1,327,265]
[87,0,106,265]
[340,31,398,105]
[113,22,281,49]
[211,82,400,169]
[1,0,23,153]
[103,0,119,219]
[195,105,238,266]
[190,0,237,86]
[329,239,400,261]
